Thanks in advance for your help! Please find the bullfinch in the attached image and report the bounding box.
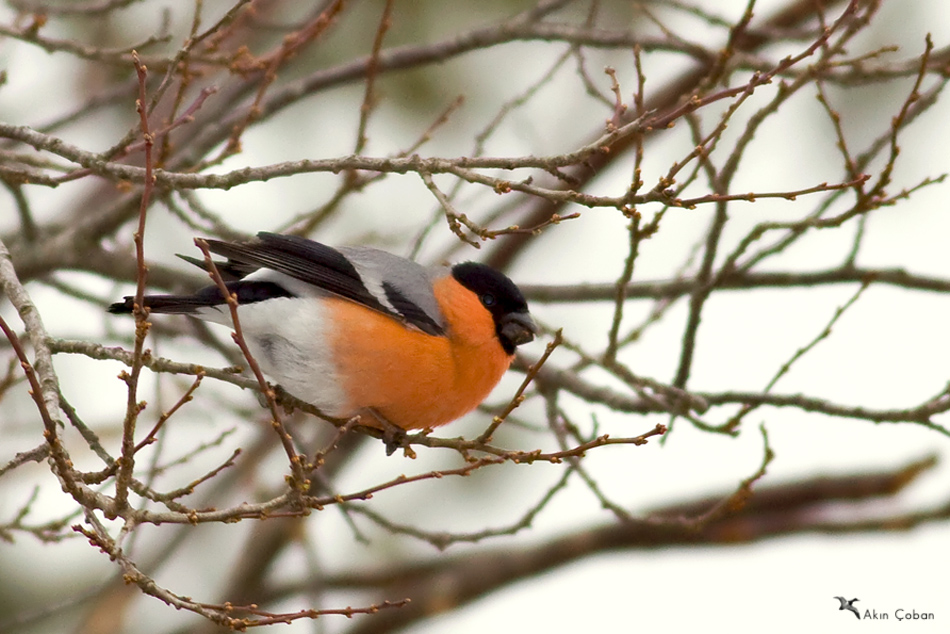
[109,232,537,430]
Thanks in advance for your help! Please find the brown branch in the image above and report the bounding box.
[0,239,117,517]
[353,0,393,156]
[115,51,155,512]
[722,281,871,432]
[477,329,563,443]
[221,0,347,160]
[73,510,409,628]
[485,0,856,270]
[193,238,311,491]
[134,374,203,454]
[0,315,74,483]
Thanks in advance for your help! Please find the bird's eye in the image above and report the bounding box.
[481,293,496,307]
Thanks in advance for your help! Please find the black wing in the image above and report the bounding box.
[203,232,390,315]
[111,233,446,335]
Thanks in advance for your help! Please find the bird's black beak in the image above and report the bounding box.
[500,311,537,348]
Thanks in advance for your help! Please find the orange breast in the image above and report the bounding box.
[326,277,512,430]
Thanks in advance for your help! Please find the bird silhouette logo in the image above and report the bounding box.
[834,596,860,619]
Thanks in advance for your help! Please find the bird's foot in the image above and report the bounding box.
[366,408,414,457]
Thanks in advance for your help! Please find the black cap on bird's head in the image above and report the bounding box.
[451,262,536,355]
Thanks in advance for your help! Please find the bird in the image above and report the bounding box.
[109,232,537,431]
[834,596,860,619]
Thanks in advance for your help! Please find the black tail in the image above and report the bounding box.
[108,281,295,315]
[108,291,224,315]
